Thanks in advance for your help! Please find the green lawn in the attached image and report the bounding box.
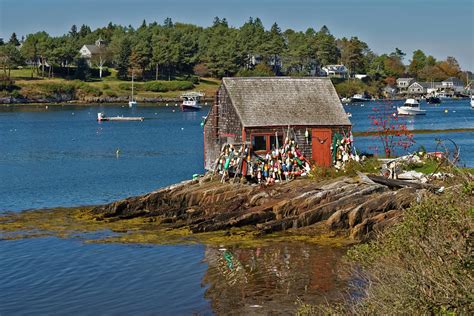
[6,67,220,100]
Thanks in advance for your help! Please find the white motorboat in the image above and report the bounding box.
[181,92,204,111]
[470,95,474,108]
[351,94,371,102]
[397,98,426,115]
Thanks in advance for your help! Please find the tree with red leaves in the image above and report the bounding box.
[369,102,415,157]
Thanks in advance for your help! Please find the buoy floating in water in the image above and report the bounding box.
[444,109,448,113]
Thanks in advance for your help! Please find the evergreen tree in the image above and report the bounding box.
[131,34,152,78]
[8,33,20,46]
[163,17,173,28]
[69,25,78,38]
[78,24,92,38]
[75,57,91,81]
[116,37,131,80]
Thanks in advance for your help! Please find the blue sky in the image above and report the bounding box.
[1,0,473,70]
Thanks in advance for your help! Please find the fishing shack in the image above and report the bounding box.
[203,77,352,173]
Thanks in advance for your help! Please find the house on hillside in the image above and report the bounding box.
[408,81,430,95]
[321,65,348,78]
[79,38,106,65]
[383,85,397,98]
[396,78,414,93]
[203,77,352,171]
[441,77,465,94]
[247,54,283,72]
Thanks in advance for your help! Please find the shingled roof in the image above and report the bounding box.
[222,77,351,127]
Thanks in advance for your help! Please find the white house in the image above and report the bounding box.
[79,38,106,66]
[396,78,414,93]
[79,45,100,59]
[441,77,464,93]
[321,64,348,78]
[408,81,430,94]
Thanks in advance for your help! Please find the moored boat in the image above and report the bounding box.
[97,112,144,122]
[181,92,204,111]
[470,95,474,108]
[426,96,441,104]
[128,73,138,107]
[350,94,371,102]
[397,99,426,115]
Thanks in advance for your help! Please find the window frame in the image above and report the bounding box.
[250,132,284,154]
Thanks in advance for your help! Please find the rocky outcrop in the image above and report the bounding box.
[89,173,424,240]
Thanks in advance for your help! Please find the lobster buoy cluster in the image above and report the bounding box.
[331,132,359,170]
[214,138,310,184]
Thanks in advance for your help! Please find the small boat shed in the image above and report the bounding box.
[203,77,352,170]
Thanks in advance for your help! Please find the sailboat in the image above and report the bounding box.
[129,72,137,107]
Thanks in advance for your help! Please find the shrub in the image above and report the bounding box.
[118,83,131,90]
[142,80,194,92]
[303,182,473,315]
[0,76,19,91]
[78,85,102,97]
[102,83,110,90]
[10,89,23,98]
[39,82,76,97]
[103,89,117,97]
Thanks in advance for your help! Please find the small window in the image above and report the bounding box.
[252,135,267,151]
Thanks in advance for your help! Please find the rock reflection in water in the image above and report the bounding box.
[202,242,348,315]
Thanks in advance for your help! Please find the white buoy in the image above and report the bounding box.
[166,103,169,106]
[181,127,184,130]
[172,109,175,112]
[45,105,48,109]
[175,103,178,106]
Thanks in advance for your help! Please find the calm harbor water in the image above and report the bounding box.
[0,99,472,315]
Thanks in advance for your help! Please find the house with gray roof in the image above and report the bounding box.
[396,78,414,93]
[79,38,106,65]
[203,77,352,170]
[441,77,465,93]
[321,65,348,78]
[408,81,431,94]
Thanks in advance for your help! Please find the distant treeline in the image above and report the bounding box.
[0,17,470,83]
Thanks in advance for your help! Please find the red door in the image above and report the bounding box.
[311,129,332,167]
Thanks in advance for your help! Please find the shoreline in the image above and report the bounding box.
[0,96,215,106]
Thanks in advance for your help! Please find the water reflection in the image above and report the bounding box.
[202,243,348,315]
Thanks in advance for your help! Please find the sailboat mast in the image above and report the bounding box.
[131,73,134,102]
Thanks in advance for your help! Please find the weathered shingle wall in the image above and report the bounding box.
[204,85,243,170]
